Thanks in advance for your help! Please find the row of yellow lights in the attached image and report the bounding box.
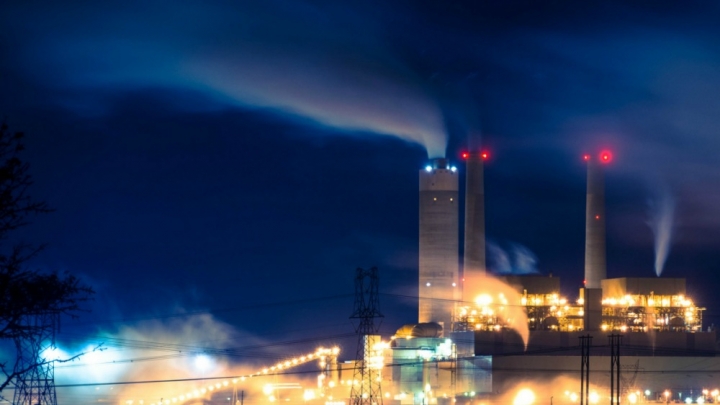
[518,294,697,309]
[466,293,696,309]
[521,294,571,306]
[461,293,588,313]
[124,347,340,405]
[268,386,411,403]
[464,292,699,332]
[602,295,694,307]
[564,389,720,404]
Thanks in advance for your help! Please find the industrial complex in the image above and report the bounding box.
[133,150,718,405]
[380,149,717,405]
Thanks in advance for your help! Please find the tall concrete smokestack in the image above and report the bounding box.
[584,154,608,288]
[462,151,487,301]
[582,151,612,331]
[419,158,459,331]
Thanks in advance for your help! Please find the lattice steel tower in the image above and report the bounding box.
[12,312,58,405]
[349,267,383,405]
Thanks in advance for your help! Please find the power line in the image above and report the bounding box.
[55,332,357,369]
[51,355,720,390]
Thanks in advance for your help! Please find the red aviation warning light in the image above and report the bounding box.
[583,151,613,163]
[460,151,489,160]
[599,150,613,163]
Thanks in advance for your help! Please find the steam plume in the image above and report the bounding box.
[53,314,264,403]
[189,51,447,158]
[17,2,449,158]
[463,274,530,348]
[648,186,675,277]
[487,240,539,275]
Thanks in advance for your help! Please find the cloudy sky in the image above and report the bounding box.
[2,0,720,396]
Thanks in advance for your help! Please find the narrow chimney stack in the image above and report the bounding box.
[584,154,607,288]
[463,151,487,302]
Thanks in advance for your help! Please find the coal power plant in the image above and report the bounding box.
[374,149,719,405]
[135,150,719,405]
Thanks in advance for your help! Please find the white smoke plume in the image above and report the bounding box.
[647,186,675,277]
[52,314,277,405]
[9,2,449,158]
[487,240,539,275]
[188,50,447,158]
[463,273,530,349]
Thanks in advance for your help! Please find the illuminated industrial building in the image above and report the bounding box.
[114,146,719,405]
[452,276,705,335]
[398,149,718,405]
[126,148,720,405]
[418,158,460,329]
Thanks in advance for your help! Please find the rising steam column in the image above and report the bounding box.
[462,151,488,302]
[419,158,459,331]
[582,151,612,331]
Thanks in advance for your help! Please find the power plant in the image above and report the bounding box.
[378,148,716,405]
[128,148,718,405]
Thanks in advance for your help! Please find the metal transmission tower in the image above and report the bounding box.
[349,267,384,405]
[620,359,641,399]
[12,312,59,405]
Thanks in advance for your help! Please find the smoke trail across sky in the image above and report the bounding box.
[189,50,447,158]
[648,186,675,277]
[5,1,448,158]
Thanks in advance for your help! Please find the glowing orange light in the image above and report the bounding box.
[599,150,613,163]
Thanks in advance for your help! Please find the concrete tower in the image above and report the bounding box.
[584,154,608,288]
[419,158,459,330]
[582,151,611,331]
[462,151,487,302]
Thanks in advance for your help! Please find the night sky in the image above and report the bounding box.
[2,0,720,389]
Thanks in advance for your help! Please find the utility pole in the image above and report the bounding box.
[609,334,622,405]
[579,335,592,405]
[232,387,244,405]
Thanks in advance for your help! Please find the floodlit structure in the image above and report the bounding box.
[150,149,715,405]
[409,149,716,405]
[418,158,459,329]
[385,324,492,405]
